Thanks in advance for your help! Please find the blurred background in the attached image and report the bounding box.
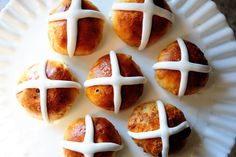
[213,0,236,36]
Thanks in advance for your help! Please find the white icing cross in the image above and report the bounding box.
[112,0,174,50]
[128,100,190,157]
[16,60,81,123]
[84,51,146,113]
[48,0,104,57]
[152,38,211,97]
[62,115,123,157]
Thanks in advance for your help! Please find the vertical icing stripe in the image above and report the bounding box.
[112,0,174,50]
[84,115,94,143]
[40,86,48,122]
[84,51,146,113]
[62,115,123,157]
[177,39,189,97]
[110,50,121,76]
[48,0,104,57]
[110,51,122,113]
[152,38,211,97]
[178,71,189,97]
[128,100,190,157]
[177,38,189,61]
[16,60,81,123]
[157,100,169,157]
[38,60,49,122]
[139,12,153,50]
[67,18,78,57]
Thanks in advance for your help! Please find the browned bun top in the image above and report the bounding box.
[16,60,79,122]
[64,117,122,157]
[128,101,191,156]
[111,0,172,48]
[155,40,209,95]
[86,53,144,111]
[48,0,104,56]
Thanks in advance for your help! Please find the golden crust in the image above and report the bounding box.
[48,0,104,56]
[111,0,172,48]
[64,117,122,157]
[86,53,144,111]
[155,40,209,96]
[16,60,79,122]
[128,101,191,156]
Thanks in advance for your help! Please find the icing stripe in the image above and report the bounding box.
[128,100,190,157]
[62,115,123,157]
[84,51,146,113]
[128,121,189,139]
[140,12,153,50]
[152,38,211,97]
[84,77,146,87]
[48,0,104,57]
[16,60,81,123]
[112,0,174,50]
[16,80,81,93]
[84,115,94,143]
[152,62,211,72]
[40,86,48,122]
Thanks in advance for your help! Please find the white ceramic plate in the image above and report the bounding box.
[0,0,236,157]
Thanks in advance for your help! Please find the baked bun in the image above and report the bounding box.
[16,60,81,122]
[84,50,146,113]
[128,100,191,157]
[62,115,123,157]
[48,0,105,57]
[111,0,173,50]
[153,38,211,97]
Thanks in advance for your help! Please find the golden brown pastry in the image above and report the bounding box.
[84,50,146,113]
[16,60,81,122]
[62,115,123,157]
[153,38,211,97]
[48,0,105,57]
[111,0,173,50]
[128,100,191,157]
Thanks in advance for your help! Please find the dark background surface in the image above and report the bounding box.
[213,0,236,36]
[193,0,236,156]
[212,0,236,156]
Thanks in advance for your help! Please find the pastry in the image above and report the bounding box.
[16,60,81,122]
[62,115,123,157]
[153,38,211,97]
[128,100,191,157]
[48,0,105,57]
[111,0,174,50]
[84,50,146,113]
